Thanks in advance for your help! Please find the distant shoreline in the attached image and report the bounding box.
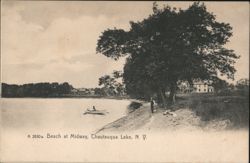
[1,95,131,100]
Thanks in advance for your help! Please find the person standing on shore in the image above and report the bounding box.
[150,97,155,113]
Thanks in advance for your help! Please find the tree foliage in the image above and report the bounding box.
[2,82,73,97]
[96,2,239,104]
[236,78,249,90]
[98,71,125,96]
[211,78,230,93]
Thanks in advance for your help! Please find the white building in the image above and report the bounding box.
[192,81,214,93]
[178,80,214,93]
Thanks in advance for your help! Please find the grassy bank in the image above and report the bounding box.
[98,92,249,133]
[189,94,249,129]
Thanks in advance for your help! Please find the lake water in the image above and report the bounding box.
[1,98,131,133]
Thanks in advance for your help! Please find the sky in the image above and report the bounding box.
[1,1,249,88]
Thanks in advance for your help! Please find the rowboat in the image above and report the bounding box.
[83,109,108,115]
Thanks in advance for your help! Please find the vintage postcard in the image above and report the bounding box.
[0,1,249,162]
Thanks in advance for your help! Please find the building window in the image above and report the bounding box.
[204,89,206,92]
[198,89,200,92]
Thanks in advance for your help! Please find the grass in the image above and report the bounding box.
[187,93,249,129]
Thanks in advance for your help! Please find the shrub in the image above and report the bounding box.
[128,101,142,110]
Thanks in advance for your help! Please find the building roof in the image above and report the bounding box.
[193,80,213,86]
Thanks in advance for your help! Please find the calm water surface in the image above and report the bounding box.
[1,98,131,133]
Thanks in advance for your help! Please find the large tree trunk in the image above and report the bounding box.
[169,82,177,104]
[159,89,167,109]
[156,92,162,103]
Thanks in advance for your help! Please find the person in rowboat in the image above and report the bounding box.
[87,106,96,112]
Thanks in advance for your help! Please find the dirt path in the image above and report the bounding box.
[95,103,152,133]
[140,107,202,132]
[96,102,202,133]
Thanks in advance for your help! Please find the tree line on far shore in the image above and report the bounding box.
[1,80,126,98]
[1,78,248,98]
[2,82,73,97]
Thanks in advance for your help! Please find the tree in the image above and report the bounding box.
[98,71,125,96]
[236,78,249,90]
[235,78,249,96]
[96,2,239,107]
[98,74,116,95]
[94,87,106,96]
[211,77,229,93]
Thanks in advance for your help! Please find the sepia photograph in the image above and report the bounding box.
[0,1,249,162]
